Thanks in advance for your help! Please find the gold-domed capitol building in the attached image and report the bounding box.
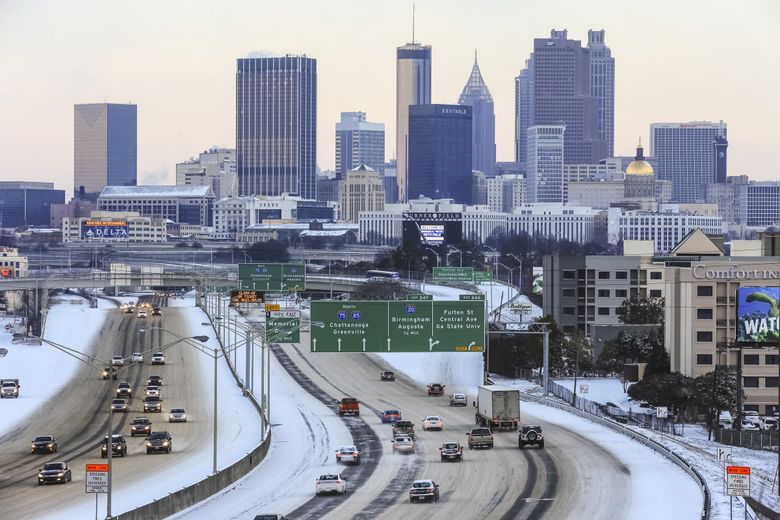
[624,138,655,200]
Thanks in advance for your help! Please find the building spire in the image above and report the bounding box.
[474,48,478,66]
[411,2,416,44]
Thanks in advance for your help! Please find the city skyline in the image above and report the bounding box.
[0,0,778,197]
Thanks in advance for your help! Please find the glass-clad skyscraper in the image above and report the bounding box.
[335,112,385,178]
[396,43,431,202]
[236,55,317,199]
[458,51,495,175]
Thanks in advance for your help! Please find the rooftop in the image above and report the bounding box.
[99,186,214,198]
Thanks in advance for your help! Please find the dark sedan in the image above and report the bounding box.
[37,462,72,485]
[31,435,58,454]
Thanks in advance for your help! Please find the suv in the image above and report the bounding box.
[449,393,468,406]
[439,442,463,462]
[116,382,132,398]
[409,479,439,503]
[338,397,359,416]
[518,425,544,449]
[111,398,128,412]
[151,307,162,317]
[146,431,172,454]
[145,386,161,398]
[380,371,396,381]
[130,417,152,437]
[111,355,124,366]
[427,383,445,396]
[101,434,128,457]
[466,427,494,449]
[101,367,118,380]
[151,352,166,365]
[131,352,144,363]
[31,435,58,454]
[392,420,415,439]
[147,375,162,386]
[143,395,162,413]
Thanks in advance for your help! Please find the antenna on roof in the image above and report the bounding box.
[412,2,416,44]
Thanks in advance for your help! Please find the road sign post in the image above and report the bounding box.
[310,300,484,353]
[266,310,300,343]
[86,463,109,520]
[726,465,750,496]
[238,263,306,291]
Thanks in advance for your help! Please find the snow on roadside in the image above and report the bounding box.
[0,295,109,438]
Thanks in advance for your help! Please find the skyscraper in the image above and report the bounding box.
[408,104,472,204]
[396,43,431,202]
[515,30,607,166]
[74,103,137,199]
[335,112,385,178]
[587,29,615,157]
[650,121,728,203]
[458,51,495,175]
[526,125,565,203]
[236,55,317,199]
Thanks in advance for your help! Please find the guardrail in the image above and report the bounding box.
[519,390,711,520]
[109,302,271,520]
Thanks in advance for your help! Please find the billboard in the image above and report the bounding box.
[230,290,264,304]
[402,212,462,247]
[737,287,780,344]
[81,221,129,240]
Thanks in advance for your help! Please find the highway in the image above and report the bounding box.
[275,329,632,520]
[0,299,215,519]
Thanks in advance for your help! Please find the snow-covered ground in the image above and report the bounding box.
[0,295,109,437]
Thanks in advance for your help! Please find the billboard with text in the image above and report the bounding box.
[81,221,129,240]
[737,287,780,344]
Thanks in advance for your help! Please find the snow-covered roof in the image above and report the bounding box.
[99,185,214,198]
[299,229,356,237]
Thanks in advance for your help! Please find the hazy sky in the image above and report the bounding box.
[1,0,778,198]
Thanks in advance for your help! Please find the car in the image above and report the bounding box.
[37,462,72,485]
[422,416,443,431]
[742,411,761,427]
[439,442,463,462]
[111,355,124,366]
[409,479,439,503]
[31,435,58,454]
[101,367,117,380]
[131,352,144,363]
[116,382,132,398]
[761,417,778,430]
[123,305,135,314]
[130,416,152,437]
[151,352,166,365]
[315,474,347,496]
[392,436,416,453]
[151,307,162,317]
[169,408,187,423]
[449,393,468,406]
[518,425,544,449]
[146,431,172,454]
[111,398,128,412]
[101,434,128,457]
[381,410,402,424]
[380,370,396,381]
[137,310,148,318]
[392,420,415,439]
[427,383,445,396]
[147,375,162,386]
[143,395,162,413]
[335,445,361,465]
[740,420,760,431]
[145,385,161,398]
[466,427,494,449]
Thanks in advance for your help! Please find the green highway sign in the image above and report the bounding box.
[405,294,434,301]
[473,271,492,283]
[459,294,485,301]
[239,263,306,292]
[432,267,474,283]
[266,310,300,343]
[310,300,484,353]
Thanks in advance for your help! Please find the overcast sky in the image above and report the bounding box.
[1,0,778,197]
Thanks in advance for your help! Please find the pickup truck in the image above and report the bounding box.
[0,378,20,398]
[466,427,494,449]
[338,397,360,416]
[392,420,416,439]
[427,383,445,396]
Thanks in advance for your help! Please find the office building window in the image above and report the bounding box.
[563,288,575,297]
[649,290,662,298]
[615,289,627,298]
[697,309,713,320]
[696,331,713,342]
[743,354,760,365]
[598,271,610,279]
[697,285,713,296]
[563,270,575,280]
[696,354,713,365]
[766,377,779,388]
[563,307,575,315]
[766,355,779,365]
[742,377,759,388]
[598,289,610,297]
[650,272,662,280]
[615,271,627,279]
[597,307,609,316]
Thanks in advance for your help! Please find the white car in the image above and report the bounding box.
[137,310,148,318]
[315,474,347,496]
[449,393,468,406]
[392,436,416,453]
[145,386,161,398]
[742,411,761,426]
[761,417,778,430]
[111,399,128,412]
[335,445,361,465]
[152,352,166,365]
[169,408,187,423]
[422,416,444,431]
[740,420,760,431]
[131,352,143,363]
[111,355,124,366]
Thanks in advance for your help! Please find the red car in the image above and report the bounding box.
[381,410,402,424]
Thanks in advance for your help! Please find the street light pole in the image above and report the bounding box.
[106,402,113,520]
[213,346,218,474]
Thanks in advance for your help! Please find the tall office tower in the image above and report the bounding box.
[236,55,317,199]
[396,43,431,202]
[408,105,472,204]
[74,103,137,199]
[650,121,728,203]
[587,30,615,157]
[526,125,565,203]
[458,51,496,175]
[515,30,607,166]
[335,112,385,178]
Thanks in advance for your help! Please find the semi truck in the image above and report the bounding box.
[1,379,20,398]
[475,385,520,431]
